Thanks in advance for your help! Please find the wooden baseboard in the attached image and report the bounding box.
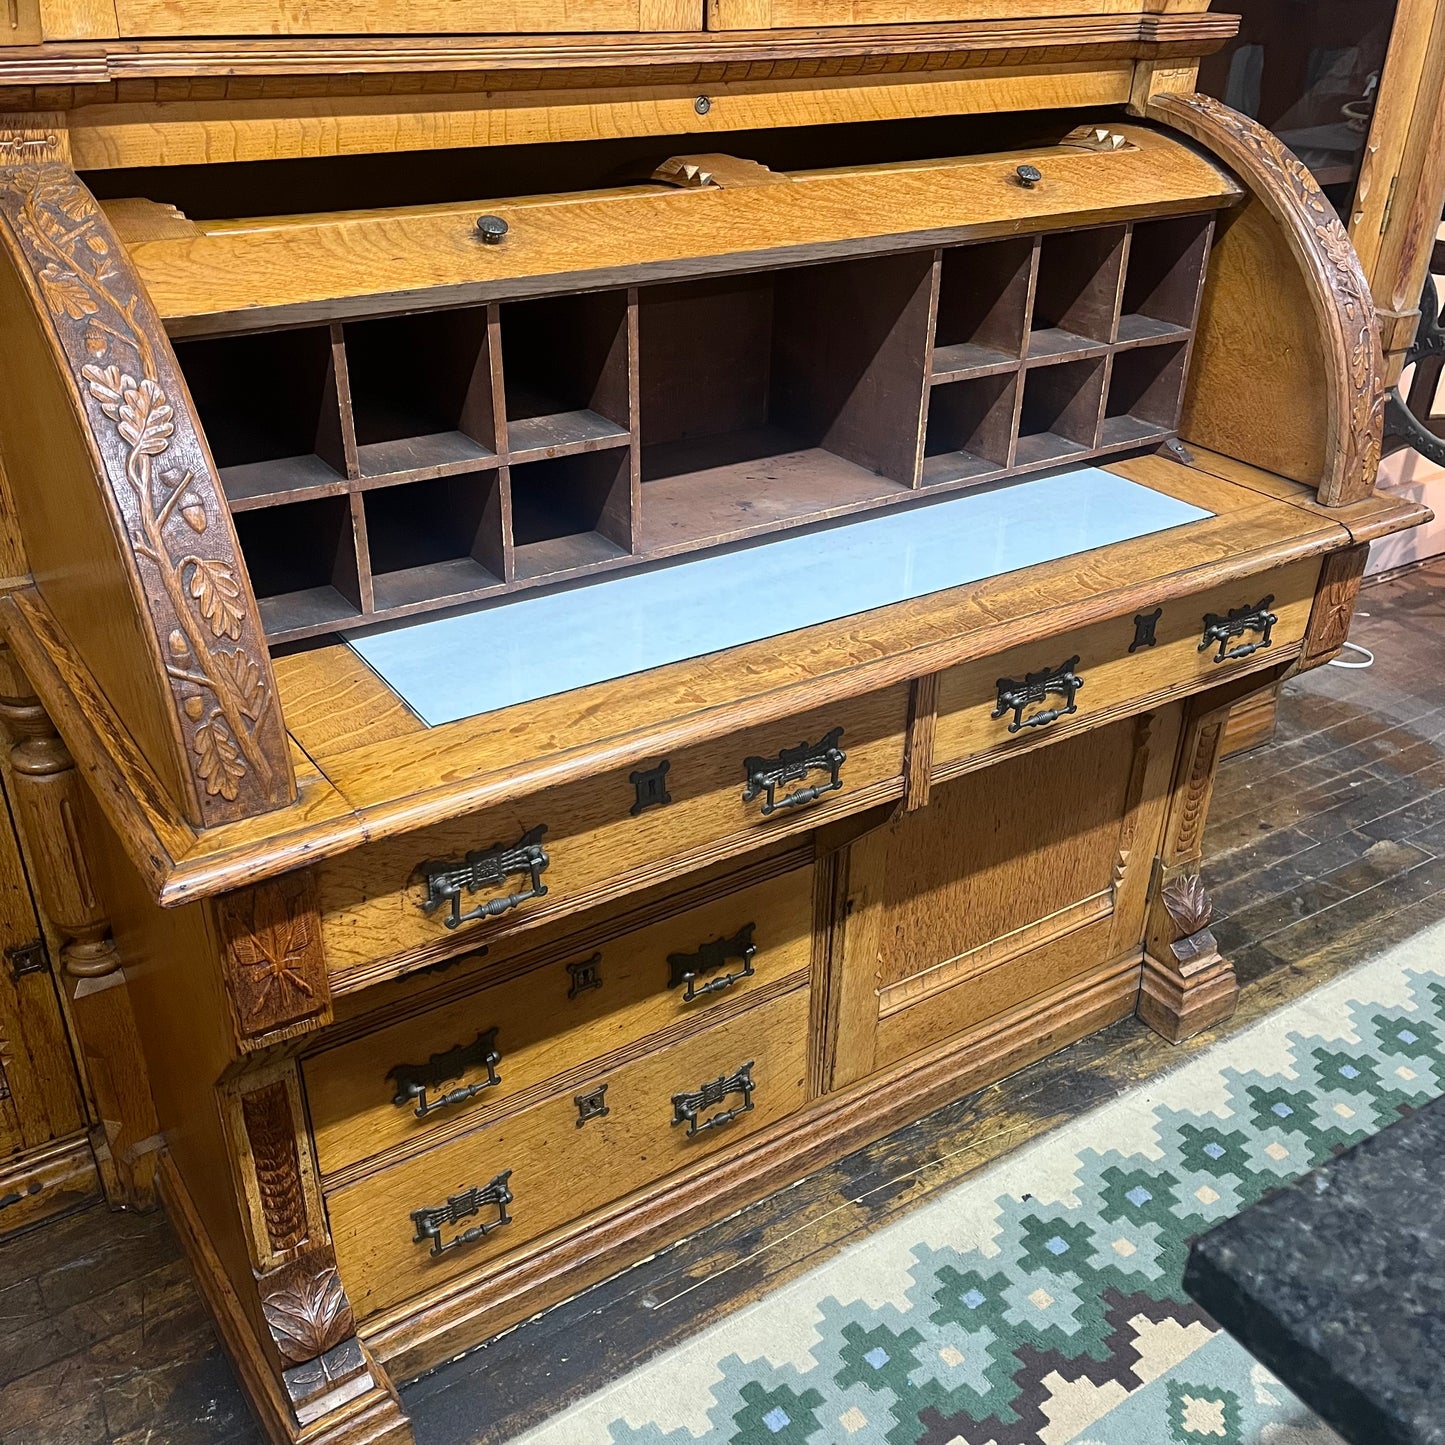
[158,1155,415,1445]
[365,953,1141,1380]
[0,1133,101,1238]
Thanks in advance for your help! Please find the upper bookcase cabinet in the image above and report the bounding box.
[94,0,700,38]
[706,0,1211,26]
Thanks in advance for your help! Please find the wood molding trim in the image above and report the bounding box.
[1149,92,1386,508]
[0,160,293,825]
[0,12,1241,86]
[0,1131,101,1237]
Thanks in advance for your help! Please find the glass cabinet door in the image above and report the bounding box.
[1198,0,1400,219]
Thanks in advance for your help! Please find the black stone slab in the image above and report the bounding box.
[1185,1093,1445,1445]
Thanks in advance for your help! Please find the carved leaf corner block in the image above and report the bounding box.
[1303,543,1370,667]
[216,870,331,1046]
[259,1252,371,1418]
[0,162,292,824]
[1160,869,1222,977]
[260,1255,356,1366]
[1163,871,1214,938]
[1149,92,1385,503]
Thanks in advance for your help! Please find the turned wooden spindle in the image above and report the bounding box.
[0,690,121,980]
[0,646,159,1204]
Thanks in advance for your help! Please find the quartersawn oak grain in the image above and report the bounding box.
[0,43,1428,1445]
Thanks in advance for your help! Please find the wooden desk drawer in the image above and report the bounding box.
[933,560,1319,774]
[305,864,814,1174]
[326,985,809,1321]
[318,687,907,974]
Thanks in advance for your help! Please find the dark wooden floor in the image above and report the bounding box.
[3,559,1443,1445]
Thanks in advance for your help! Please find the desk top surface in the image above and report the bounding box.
[5,447,1425,903]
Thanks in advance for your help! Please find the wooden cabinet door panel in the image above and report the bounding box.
[826,709,1180,1089]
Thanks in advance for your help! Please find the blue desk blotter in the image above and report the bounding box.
[349,467,1211,727]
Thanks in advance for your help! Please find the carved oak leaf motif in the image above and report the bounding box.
[37,263,98,320]
[0,166,291,817]
[215,648,268,723]
[261,1265,354,1365]
[185,556,245,641]
[1163,873,1214,938]
[116,376,173,456]
[194,715,245,801]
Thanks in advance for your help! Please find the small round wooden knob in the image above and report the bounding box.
[1015,164,1042,189]
[476,215,509,244]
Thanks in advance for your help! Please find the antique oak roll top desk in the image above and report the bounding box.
[0,5,1430,1441]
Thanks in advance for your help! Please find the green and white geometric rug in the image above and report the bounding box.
[516,919,1445,1445]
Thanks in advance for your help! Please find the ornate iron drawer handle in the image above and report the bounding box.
[1199,596,1277,664]
[993,656,1084,733]
[742,727,846,816]
[419,824,549,929]
[410,1170,513,1257]
[387,1028,501,1119]
[672,1061,755,1137]
[668,923,757,1003]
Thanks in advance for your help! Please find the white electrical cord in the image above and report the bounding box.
[1329,641,1375,669]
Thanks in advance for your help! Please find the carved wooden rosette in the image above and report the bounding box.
[1299,543,1370,671]
[1150,92,1385,507]
[1138,695,1237,1044]
[214,870,333,1051]
[0,161,292,826]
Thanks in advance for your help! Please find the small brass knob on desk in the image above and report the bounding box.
[1014,164,1043,189]
[476,214,509,244]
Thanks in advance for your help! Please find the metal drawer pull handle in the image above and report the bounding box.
[742,727,845,816]
[387,1028,501,1119]
[1200,596,1277,664]
[410,1170,513,1257]
[672,1061,755,1137]
[668,923,757,1003]
[993,656,1084,733]
[419,824,549,929]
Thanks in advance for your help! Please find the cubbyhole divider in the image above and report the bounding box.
[178,212,1218,645]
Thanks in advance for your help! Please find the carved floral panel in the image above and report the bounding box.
[0,162,292,824]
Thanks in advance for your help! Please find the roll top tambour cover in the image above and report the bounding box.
[126,127,1239,335]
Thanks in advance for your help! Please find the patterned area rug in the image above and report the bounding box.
[515,919,1445,1445]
